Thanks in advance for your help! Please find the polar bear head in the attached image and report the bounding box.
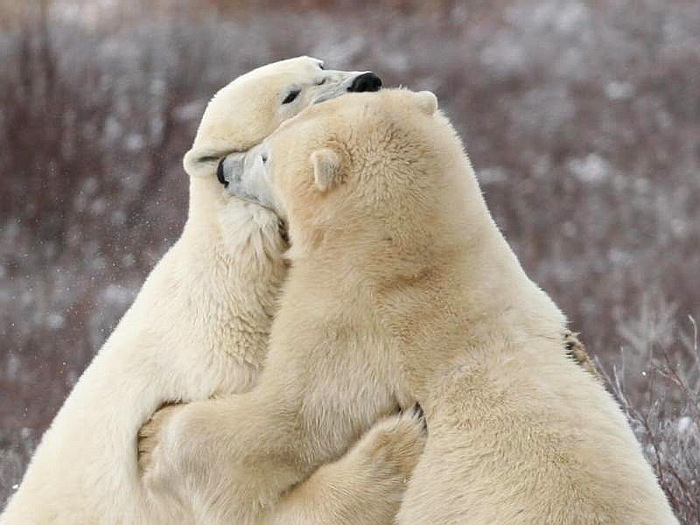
[184,56,381,179]
[218,88,475,258]
[219,89,489,268]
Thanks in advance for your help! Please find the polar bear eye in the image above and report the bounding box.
[282,89,301,104]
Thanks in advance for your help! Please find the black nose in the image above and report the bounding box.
[217,158,229,187]
[348,72,382,93]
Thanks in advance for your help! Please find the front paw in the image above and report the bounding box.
[357,405,427,481]
[138,403,188,493]
[138,403,180,475]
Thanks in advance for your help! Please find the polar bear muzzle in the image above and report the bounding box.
[219,145,278,212]
[347,72,382,93]
[313,71,382,105]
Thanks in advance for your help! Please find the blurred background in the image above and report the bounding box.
[0,0,698,520]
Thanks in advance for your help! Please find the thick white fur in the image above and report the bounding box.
[144,89,678,524]
[1,58,424,524]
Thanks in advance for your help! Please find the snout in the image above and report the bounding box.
[217,158,229,187]
[348,72,382,93]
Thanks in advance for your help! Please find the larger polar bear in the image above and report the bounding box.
[143,88,678,524]
[1,58,425,525]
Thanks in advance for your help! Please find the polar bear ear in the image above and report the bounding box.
[310,148,341,192]
[414,91,438,116]
[183,147,220,178]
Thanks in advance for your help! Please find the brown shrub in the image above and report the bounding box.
[1,0,698,520]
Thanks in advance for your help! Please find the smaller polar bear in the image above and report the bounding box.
[1,58,424,525]
[142,88,678,524]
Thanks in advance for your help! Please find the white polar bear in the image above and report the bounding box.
[142,88,677,525]
[0,58,424,525]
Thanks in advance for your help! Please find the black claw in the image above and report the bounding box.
[411,403,427,431]
[411,403,424,419]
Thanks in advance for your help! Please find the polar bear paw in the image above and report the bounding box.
[356,405,427,482]
[138,403,185,487]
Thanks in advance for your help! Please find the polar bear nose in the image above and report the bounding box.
[348,72,382,93]
[217,158,229,187]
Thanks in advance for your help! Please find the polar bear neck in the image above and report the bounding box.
[162,173,286,371]
[184,175,229,233]
[289,177,566,401]
[369,219,567,399]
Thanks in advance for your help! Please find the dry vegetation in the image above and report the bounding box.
[0,0,698,520]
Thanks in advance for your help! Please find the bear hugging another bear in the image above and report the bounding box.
[1,58,677,525]
[1,58,427,525]
[141,88,678,524]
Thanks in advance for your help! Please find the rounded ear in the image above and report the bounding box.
[414,90,438,116]
[183,148,221,178]
[310,148,341,191]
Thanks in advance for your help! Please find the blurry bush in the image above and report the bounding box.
[0,0,698,520]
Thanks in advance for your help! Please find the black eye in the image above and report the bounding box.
[319,63,325,70]
[261,154,268,164]
[282,90,301,104]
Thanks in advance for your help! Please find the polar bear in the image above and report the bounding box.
[142,88,678,524]
[0,58,425,525]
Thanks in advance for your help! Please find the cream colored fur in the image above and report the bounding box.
[142,88,678,524]
[1,58,424,525]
